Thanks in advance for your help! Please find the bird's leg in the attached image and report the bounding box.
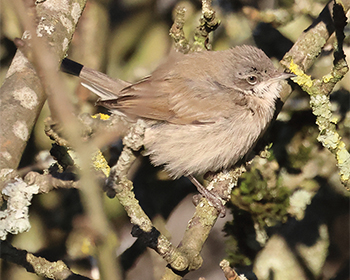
[188,174,226,217]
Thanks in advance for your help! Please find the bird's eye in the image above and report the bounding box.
[247,75,258,85]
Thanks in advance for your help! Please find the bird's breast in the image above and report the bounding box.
[143,107,271,178]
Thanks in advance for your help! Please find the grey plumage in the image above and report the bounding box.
[64,45,293,178]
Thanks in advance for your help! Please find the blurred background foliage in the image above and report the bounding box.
[0,0,349,279]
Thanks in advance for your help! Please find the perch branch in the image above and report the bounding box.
[105,120,191,271]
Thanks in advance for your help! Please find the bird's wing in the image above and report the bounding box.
[98,73,249,125]
[85,51,249,124]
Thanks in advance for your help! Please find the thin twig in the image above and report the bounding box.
[0,240,92,280]
[192,0,220,51]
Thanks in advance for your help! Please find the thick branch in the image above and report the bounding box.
[281,0,350,72]
[3,1,123,279]
[0,0,86,193]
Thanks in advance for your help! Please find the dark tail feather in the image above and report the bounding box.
[60,58,131,100]
[60,58,84,77]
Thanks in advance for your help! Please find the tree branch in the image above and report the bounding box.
[0,0,86,193]
[283,0,350,189]
[0,240,92,280]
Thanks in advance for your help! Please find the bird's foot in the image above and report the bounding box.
[188,175,226,217]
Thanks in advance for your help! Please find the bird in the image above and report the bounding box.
[61,45,294,215]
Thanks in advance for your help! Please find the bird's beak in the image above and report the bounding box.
[277,72,296,80]
[266,72,296,85]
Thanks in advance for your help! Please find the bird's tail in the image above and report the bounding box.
[60,58,131,100]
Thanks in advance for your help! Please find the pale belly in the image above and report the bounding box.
[143,112,266,178]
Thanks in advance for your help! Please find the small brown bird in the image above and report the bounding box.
[61,45,293,213]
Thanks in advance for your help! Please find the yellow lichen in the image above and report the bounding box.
[340,174,349,183]
[322,73,333,83]
[336,142,350,165]
[318,131,340,150]
[81,238,93,255]
[289,59,313,88]
[330,116,338,124]
[92,150,110,177]
[92,113,110,120]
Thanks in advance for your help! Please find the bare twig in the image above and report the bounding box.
[192,0,220,51]
[220,259,244,280]
[23,171,79,192]
[169,6,190,53]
